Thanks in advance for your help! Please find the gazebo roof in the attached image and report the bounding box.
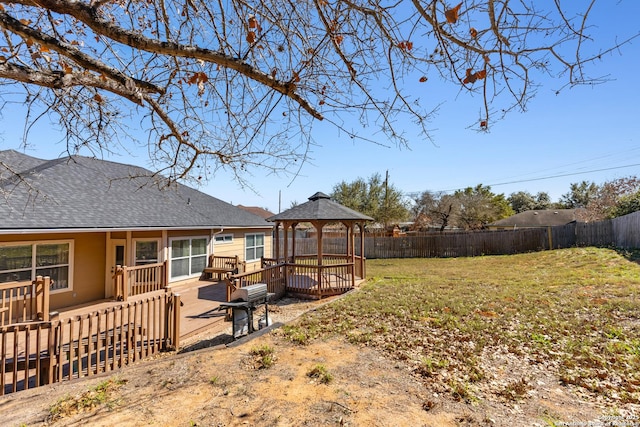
[267,192,373,222]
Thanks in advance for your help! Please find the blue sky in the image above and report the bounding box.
[1,2,639,214]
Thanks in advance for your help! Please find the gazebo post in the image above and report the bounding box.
[316,220,324,299]
[352,226,356,266]
[359,222,366,278]
[346,222,355,288]
[316,221,324,266]
[274,221,281,262]
[291,222,298,264]
[283,221,289,264]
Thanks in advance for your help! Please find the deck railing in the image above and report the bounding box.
[0,276,51,326]
[260,256,281,268]
[231,259,356,300]
[286,262,355,298]
[262,254,354,266]
[1,322,53,393]
[114,262,168,301]
[227,264,287,300]
[1,292,181,395]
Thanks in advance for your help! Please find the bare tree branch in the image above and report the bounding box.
[0,0,637,188]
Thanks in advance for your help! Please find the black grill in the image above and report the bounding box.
[230,283,268,305]
[219,284,272,339]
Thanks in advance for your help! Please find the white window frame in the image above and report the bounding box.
[245,233,265,262]
[168,236,209,281]
[132,238,161,266]
[214,234,234,244]
[0,239,74,294]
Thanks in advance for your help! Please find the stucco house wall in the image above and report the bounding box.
[0,232,105,309]
[0,150,273,311]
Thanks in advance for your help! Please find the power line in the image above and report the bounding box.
[490,147,640,183]
[473,163,640,189]
[406,162,640,197]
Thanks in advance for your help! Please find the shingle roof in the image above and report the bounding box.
[267,192,373,222]
[236,205,275,219]
[488,209,579,228]
[0,150,270,231]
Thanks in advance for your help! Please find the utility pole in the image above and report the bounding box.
[384,170,389,229]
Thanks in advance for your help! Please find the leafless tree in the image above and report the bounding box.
[412,190,458,231]
[579,176,640,221]
[1,0,637,184]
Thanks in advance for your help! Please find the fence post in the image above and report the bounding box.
[227,278,240,302]
[225,278,240,321]
[35,276,51,321]
[171,293,181,350]
[114,265,122,300]
[163,260,169,289]
[44,322,56,385]
[122,266,129,301]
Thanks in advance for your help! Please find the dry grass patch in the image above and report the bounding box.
[48,377,126,421]
[307,363,333,384]
[248,344,276,369]
[280,247,640,405]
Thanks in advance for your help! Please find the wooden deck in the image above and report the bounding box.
[11,270,366,344]
[169,279,230,339]
[2,273,368,394]
[55,278,230,340]
[2,279,228,395]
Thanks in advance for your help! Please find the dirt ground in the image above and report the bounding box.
[1,297,637,427]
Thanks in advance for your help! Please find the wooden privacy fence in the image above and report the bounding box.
[113,261,168,301]
[281,228,553,259]
[611,210,640,248]
[1,292,181,395]
[281,217,640,260]
[0,276,51,326]
[575,221,615,247]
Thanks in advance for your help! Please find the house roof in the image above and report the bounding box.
[0,150,271,231]
[488,209,579,228]
[236,205,275,220]
[266,192,374,222]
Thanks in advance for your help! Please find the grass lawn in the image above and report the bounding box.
[281,247,640,405]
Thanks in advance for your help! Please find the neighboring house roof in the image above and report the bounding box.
[0,150,270,231]
[488,209,580,228]
[236,205,275,219]
[267,192,374,222]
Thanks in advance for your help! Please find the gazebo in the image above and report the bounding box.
[265,192,373,298]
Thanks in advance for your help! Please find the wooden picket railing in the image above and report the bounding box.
[113,262,168,301]
[231,258,357,300]
[1,292,181,395]
[1,322,53,393]
[285,262,355,299]
[288,254,353,265]
[227,264,287,301]
[0,276,51,326]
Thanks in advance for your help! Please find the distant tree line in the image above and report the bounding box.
[331,174,640,231]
